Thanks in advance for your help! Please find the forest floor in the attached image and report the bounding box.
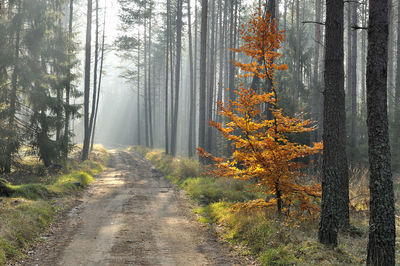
[13,150,246,266]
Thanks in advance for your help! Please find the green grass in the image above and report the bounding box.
[133,147,368,266]
[0,146,109,265]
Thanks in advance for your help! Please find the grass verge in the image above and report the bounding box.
[130,146,371,265]
[0,145,109,265]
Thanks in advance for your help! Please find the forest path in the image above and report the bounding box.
[20,150,244,266]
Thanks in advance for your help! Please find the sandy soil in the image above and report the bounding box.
[16,150,248,266]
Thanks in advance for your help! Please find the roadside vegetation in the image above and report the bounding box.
[130,146,400,265]
[0,145,109,265]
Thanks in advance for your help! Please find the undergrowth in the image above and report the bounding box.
[0,145,109,265]
[131,146,372,265]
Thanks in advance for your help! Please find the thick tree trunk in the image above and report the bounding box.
[319,0,349,247]
[198,0,208,151]
[394,0,400,171]
[171,0,183,156]
[82,0,92,161]
[366,1,395,264]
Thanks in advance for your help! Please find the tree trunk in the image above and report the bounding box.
[148,6,154,148]
[394,0,400,171]
[89,0,99,151]
[171,0,183,156]
[91,3,106,152]
[165,0,170,154]
[350,2,358,163]
[188,0,195,157]
[82,0,92,161]
[198,0,208,151]
[294,0,300,109]
[64,0,73,157]
[319,0,349,247]
[366,1,395,264]
[310,0,321,151]
[206,0,216,153]
[144,17,149,147]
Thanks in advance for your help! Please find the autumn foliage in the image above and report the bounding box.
[198,7,322,216]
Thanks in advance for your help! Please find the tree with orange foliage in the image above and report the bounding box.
[198,7,322,216]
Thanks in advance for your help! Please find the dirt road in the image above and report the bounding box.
[20,150,245,266]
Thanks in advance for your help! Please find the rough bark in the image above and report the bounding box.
[366,1,395,264]
[319,0,349,246]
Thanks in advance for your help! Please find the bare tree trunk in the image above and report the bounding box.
[366,1,395,264]
[137,31,141,146]
[198,0,208,151]
[216,0,225,125]
[91,3,106,152]
[206,0,216,153]
[319,0,349,247]
[387,0,394,120]
[171,0,183,156]
[165,0,170,154]
[144,17,149,147]
[89,0,99,151]
[310,0,321,150]
[294,0,300,109]
[148,6,154,148]
[394,0,400,171]
[82,0,92,161]
[64,0,73,157]
[188,0,195,157]
[349,1,357,163]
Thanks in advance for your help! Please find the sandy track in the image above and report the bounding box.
[18,150,245,266]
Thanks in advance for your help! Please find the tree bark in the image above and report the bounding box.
[171,0,183,156]
[350,1,358,163]
[198,0,208,151]
[206,0,216,153]
[319,0,349,247]
[89,0,99,151]
[165,0,170,154]
[188,0,195,157]
[64,0,73,157]
[91,3,106,152]
[366,1,395,264]
[82,0,92,161]
[310,0,321,150]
